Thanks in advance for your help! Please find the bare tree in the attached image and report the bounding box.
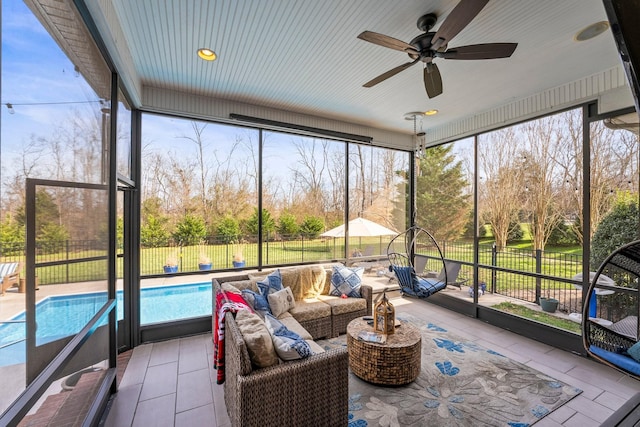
[291,138,328,217]
[352,145,367,216]
[478,127,524,250]
[178,122,210,219]
[326,148,345,220]
[520,114,566,252]
[554,109,639,243]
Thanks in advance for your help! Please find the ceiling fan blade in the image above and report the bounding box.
[438,43,518,60]
[423,62,443,98]
[363,59,420,87]
[357,31,419,55]
[430,0,490,51]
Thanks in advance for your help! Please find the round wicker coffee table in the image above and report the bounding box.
[346,317,421,385]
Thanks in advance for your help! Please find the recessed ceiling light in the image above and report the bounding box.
[424,109,438,116]
[574,21,610,42]
[197,48,217,61]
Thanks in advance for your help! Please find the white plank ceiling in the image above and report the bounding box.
[83,0,628,143]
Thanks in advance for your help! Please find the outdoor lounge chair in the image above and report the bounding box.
[1,262,20,295]
[415,256,470,289]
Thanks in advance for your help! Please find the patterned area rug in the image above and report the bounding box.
[317,314,582,427]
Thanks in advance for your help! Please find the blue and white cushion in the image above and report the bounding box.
[392,265,415,287]
[330,265,364,297]
[241,289,271,318]
[264,313,312,360]
[257,269,283,297]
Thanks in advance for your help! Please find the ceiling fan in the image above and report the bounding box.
[357,0,517,98]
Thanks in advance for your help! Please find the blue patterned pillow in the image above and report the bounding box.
[241,289,271,318]
[330,266,364,297]
[257,269,283,297]
[264,314,312,360]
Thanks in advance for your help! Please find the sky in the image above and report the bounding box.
[0,0,410,205]
[0,1,243,187]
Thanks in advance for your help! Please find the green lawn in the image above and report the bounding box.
[492,302,581,333]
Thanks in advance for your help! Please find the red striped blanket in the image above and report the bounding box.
[213,289,252,384]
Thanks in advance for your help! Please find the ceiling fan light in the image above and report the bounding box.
[403,111,424,120]
[197,48,217,61]
[574,21,610,42]
[424,109,438,116]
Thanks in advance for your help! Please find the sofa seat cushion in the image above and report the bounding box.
[264,314,313,361]
[318,295,367,315]
[306,340,325,355]
[289,299,331,323]
[277,314,313,340]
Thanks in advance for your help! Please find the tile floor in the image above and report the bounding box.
[104,296,640,426]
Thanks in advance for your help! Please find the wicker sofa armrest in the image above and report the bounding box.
[227,344,348,427]
[360,284,373,315]
[215,274,251,285]
[224,311,255,377]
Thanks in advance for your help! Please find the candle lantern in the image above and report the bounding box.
[373,291,395,335]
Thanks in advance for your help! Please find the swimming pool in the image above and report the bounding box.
[0,282,212,366]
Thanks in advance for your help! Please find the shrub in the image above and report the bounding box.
[245,208,276,237]
[37,223,69,254]
[507,221,524,242]
[172,214,207,245]
[216,216,241,244]
[591,200,639,268]
[141,215,170,248]
[299,216,324,239]
[277,212,299,239]
[0,215,25,256]
[547,220,579,246]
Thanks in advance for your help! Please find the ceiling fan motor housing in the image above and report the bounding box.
[417,13,438,32]
[409,32,443,60]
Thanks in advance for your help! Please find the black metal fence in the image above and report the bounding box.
[444,242,585,314]
[0,237,588,314]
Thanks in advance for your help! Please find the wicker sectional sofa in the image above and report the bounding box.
[212,265,373,427]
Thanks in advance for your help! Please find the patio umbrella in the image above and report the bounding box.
[321,217,398,238]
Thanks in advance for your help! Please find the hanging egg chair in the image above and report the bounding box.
[386,226,447,298]
[582,240,640,379]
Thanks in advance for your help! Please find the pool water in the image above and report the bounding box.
[0,282,212,366]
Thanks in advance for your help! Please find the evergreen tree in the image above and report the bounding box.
[415,146,471,241]
[277,212,299,239]
[299,216,324,239]
[38,223,69,254]
[245,208,276,237]
[172,214,207,245]
[141,215,170,248]
[216,216,241,243]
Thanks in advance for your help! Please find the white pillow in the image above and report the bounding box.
[267,286,296,318]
